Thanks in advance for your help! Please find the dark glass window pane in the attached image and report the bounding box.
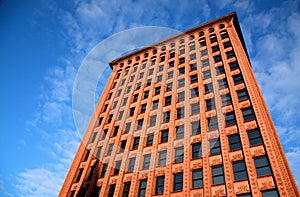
[228,134,242,151]
[262,189,279,197]
[247,129,263,146]
[254,156,272,177]
[173,173,183,191]
[192,169,203,188]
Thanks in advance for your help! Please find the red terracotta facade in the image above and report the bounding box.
[59,12,299,197]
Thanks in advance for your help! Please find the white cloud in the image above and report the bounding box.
[286,148,300,187]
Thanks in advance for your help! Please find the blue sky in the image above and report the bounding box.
[0,0,299,196]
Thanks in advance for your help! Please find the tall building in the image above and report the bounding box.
[60,12,299,197]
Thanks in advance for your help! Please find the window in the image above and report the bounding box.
[179,57,185,64]
[143,154,151,170]
[173,173,183,191]
[100,163,108,178]
[233,74,244,85]
[226,50,235,59]
[242,107,256,122]
[155,176,165,194]
[210,36,217,43]
[75,168,83,182]
[152,100,159,109]
[107,92,112,100]
[90,132,97,143]
[190,74,198,84]
[118,89,123,96]
[140,104,147,113]
[203,69,211,79]
[206,99,216,111]
[191,87,199,98]
[254,156,272,177]
[177,107,184,119]
[191,103,200,115]
[121,79,126,85]
[107,144,114,156]
[218,78,228,89]
[163,111,170,123]
[146,133,154,147]
[133,137,140,149]
[113,160,121,175]
[139,72,144,79]
[160,56,165,62]
[103,104,108,112]
[229,61,239,71]
[96,146,102,158]
[200,40,206,47]
[202,59,209,68]
[136,82,141,90]
[165,96,172,106]
[129,108,135,117]
[133,94,138,102]
[178,78,185,88]
[128,157,136,172]
[237,89,249,101]
[208,116,218,131]
[168,71,174,79]
[149,115,156,127]
[192,169,203,189]
[228,134,242,151]
[130,75,135,82]
[247,128,263,146]
[180,48,185,54]
[146,79,152,86]
[166,82,172,91]
[214,55,222,63]
[204,83,213,94]
[192,143,202,159]
[120,140,127,153]
[200,49,208,57]
[144,90,149,99]
[99,117,103,126]
[107,114,113,123]
[122,182,131,197]
[221,94,232,106]
[102,129,108,140]
[179,67,185,75]
[155,87,161,95]
[212,165,225,185]
[216,65,225,75]
[192,121,201,135]
[233,160,248,181]
[123,98,128,106]
[210,138,221,155]
[113,101,118,109]
[158,150,167,166]
[190,63,197,71]
[176,125,184,139]
[261,189,279,197]
[137,119,144,130]
[225,112,236,126]
[221,32,229,39]
[125,122,131,133]
[138,179,147,197]
[113,126,119,137]
[212,45,220,52]
[175,146,184,163]
[190,44,195,51]
[157,75,162,82]
[223,41,232,48]
[178,92,185,102]
[159,65,164,72]
[169,61,174,67]
[170,52,175,58]
[161,129,169,143]
[108,184,116,197]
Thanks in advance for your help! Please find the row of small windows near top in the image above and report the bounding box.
[111,30,233,95]
[75,152,275,196]
[114,23,228,70]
